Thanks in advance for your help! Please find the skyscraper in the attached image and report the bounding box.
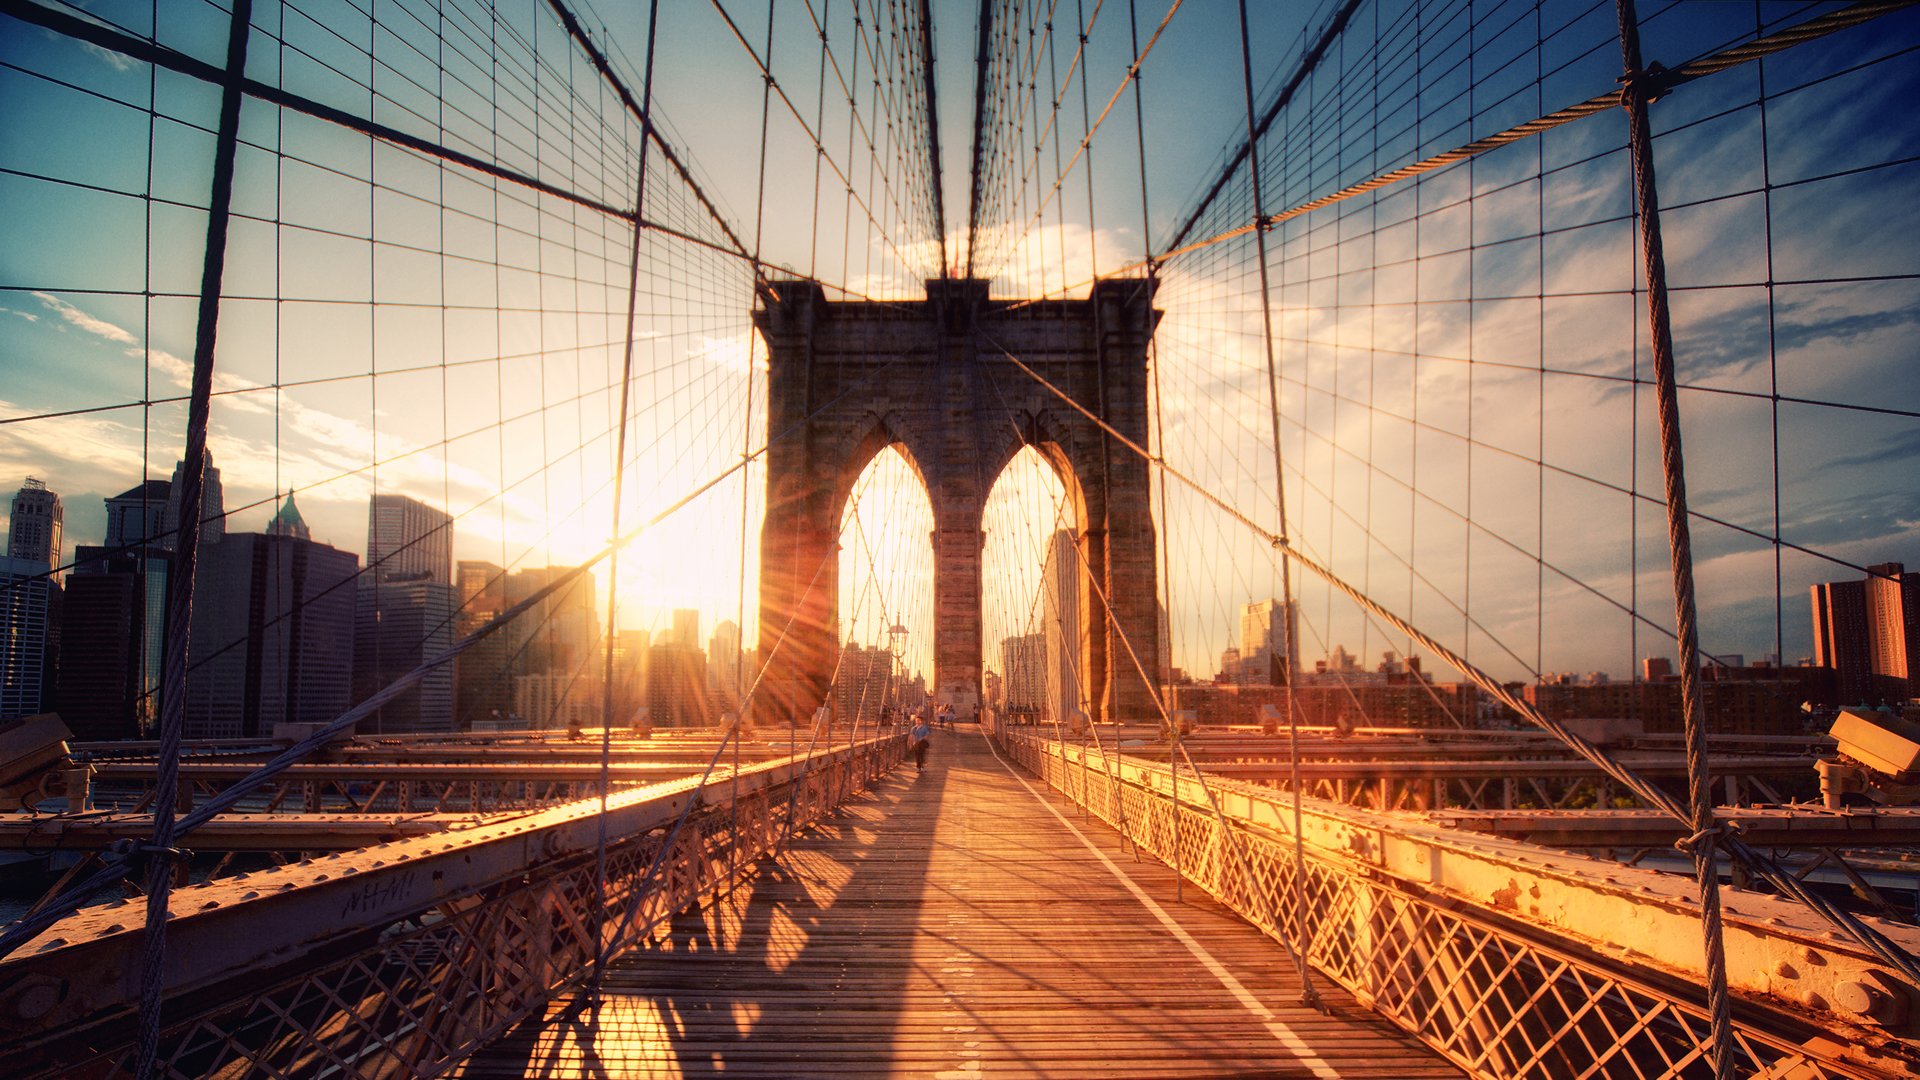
[507,566,599,676]
[834,641,890,724]
[607,628,650,726]
[453,560,512,727]
[474,565,603,727]
[104,479,169,550]
[709,618,741,712]
[7,478,63,580]
[63,479,175,737]
[1040,529,1083,725]
[1813,563,1920,704]
[1240,599,1297,686]
[354,579,457,733]
[367,493,453,584]
[1000,633,1045,710]
[55,566,139,739]
[0,555,59,720]
[673,608,700,649]
[354,494,457,732]
[267,490,310,540]
[163,453,224,549]
[647,640,710,726]
[183,494,357,738]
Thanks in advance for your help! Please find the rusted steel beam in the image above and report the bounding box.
[331,744,778,763]
[1183,755,1817,781]
[0,813,490,851]
[89,762,711,782]
[1428,806,1920,849]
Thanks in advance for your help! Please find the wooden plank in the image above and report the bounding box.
[455,727,1464,1079]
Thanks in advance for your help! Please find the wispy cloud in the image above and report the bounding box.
[37,6,137,71]
[33,292,136,344]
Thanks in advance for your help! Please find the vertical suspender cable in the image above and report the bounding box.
[594,0,664,996]
[739,0,780,892]
[137,3,252,1076]
[1614,1,1732,1075]
[966,0,996,278]
[916,0,948,274]
[1236,0,1320,1012]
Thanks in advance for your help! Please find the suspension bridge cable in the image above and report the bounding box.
[592,0,665,996]
[1236,0,1319,1008]
[129,1,251,1071]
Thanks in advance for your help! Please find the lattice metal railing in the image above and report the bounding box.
[1000,730,1882,1080]
[3,736,902,1080]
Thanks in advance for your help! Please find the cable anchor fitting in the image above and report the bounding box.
[1674,817,1745,855]
[1616,61,1685,106]
[107,838,193,864]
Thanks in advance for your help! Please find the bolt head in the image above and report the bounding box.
[1834,981,1885,1017]
[8,982,58,1022]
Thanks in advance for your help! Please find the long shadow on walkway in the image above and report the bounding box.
[457,726,1460,1079]
[459,737,948,1079]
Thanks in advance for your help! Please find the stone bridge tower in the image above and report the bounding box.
[753,276,1161,728]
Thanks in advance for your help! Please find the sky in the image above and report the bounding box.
[2,0,1917,691]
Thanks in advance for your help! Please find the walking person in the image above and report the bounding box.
[910,712,932,772]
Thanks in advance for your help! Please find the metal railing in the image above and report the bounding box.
[997,728,1914,1080]
[0,735,903,1079]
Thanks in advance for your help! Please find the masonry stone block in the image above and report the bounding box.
[753,277,1161,725]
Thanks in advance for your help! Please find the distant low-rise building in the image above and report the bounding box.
[1523,671,1823,737]
[1168,680,1477,730]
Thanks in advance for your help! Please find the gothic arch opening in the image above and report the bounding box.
[982,445,1079,725]
[754,277,1160,727]
[836,444,933,725]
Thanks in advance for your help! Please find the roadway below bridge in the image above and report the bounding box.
[456,725,1459,1079]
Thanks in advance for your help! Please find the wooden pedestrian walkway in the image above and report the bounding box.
[456,726,1462,1079]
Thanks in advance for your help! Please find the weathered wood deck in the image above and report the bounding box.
[456,726,1462,1079]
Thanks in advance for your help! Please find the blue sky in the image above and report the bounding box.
[2,0,1917,688]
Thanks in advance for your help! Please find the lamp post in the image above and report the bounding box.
[888,622,908,724]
